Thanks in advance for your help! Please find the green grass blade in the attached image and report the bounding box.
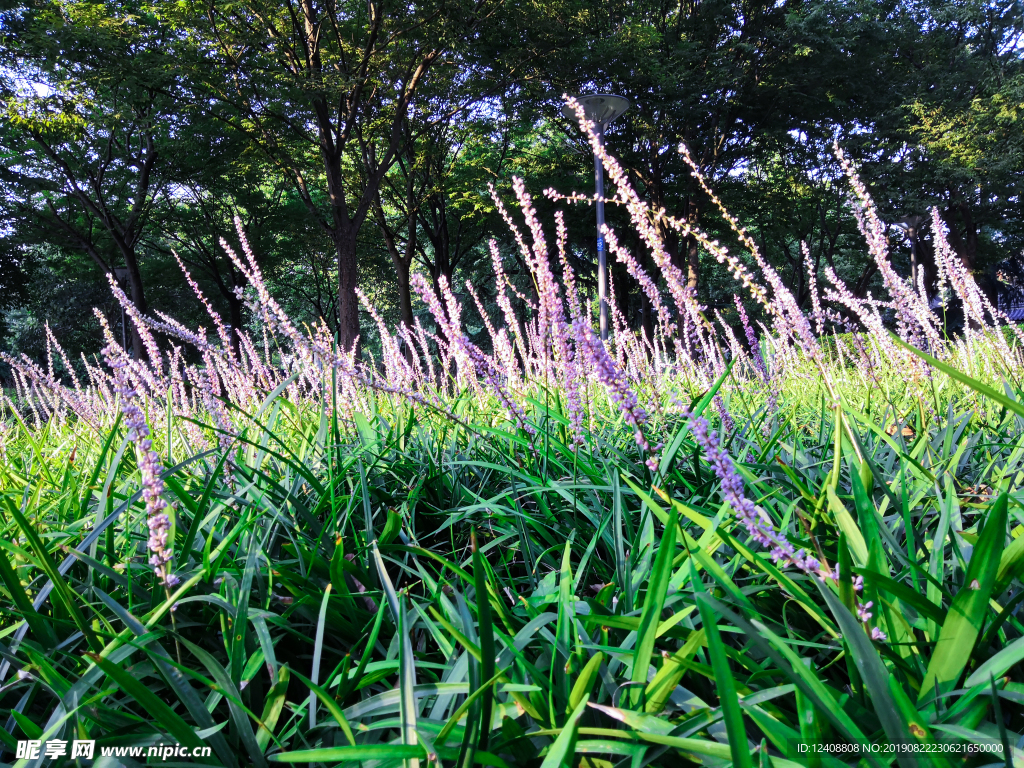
[630,505,676,707]
[286,665,357,745]
[178,637,269,768]
[0,546,56,648]
[268,745,424,762]
[5,497,101,652]
[540,697,587,768]
[472,530,496,749]
[696,590,752,768]
[568,651,604,713]
[309,582,332,728]
[86,651,214,760]
[920,492,1008,701]
[816,584,917,767]
[399,593,420,767]
[890,334,1024,418]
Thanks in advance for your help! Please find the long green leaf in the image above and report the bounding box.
[696,591,752,768]
[920,493,1008,701]
[86,652,213,760]
[630,505,676,706]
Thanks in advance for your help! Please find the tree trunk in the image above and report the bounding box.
[335,230,361,355]
[613,260,630,328]
[395,257,414,331]
[428,213,454,319]
[122,250,148,361]
[640,290,654,348]
[666,211,684,274]
[373,190,416,335]
[639,248,655,346]
[942,203,978,271]
[386,258,413,366]
[669,200,700,341]
[228,290,244,360]
[685,199,699,293]
[942,202,995,303]
[853,262,878,298]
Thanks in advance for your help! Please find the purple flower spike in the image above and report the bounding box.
[686,411,825,578]
[577,318,659,468]
[103,342,177,589]
[733,296,767,382]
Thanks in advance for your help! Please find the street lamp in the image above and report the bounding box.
[113,267,129,353]
[562,94,630,341]
[892,215,926,288]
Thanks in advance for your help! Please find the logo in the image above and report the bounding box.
[16,740,95,760]
[14,740,211,761]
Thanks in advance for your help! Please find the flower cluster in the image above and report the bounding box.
[410,273,536,436]
[835,145,942,354]
[833,566,887,642]
[101,340,178,589]
[577,318,658,471]
[6,99,1018,647]
[686,411,825,576]
[550,96,713,369]
[733,297,767,382]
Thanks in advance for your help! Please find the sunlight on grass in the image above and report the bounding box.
[2,140,1023,766]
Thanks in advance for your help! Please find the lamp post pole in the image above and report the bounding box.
[594,120,608,340]
[563,94,629,341]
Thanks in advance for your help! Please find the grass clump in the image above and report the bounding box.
[1,140,1024,766]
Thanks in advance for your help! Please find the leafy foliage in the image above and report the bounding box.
[2,154,1024,766]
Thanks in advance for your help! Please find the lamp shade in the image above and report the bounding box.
[562,94,630,126]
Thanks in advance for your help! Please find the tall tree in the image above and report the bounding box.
[543,0,825,297]
[153,167,291,357]
[0,0,189,357]
[373,106,515,332]
[187,0,493,352]
[838,0,1023,299]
